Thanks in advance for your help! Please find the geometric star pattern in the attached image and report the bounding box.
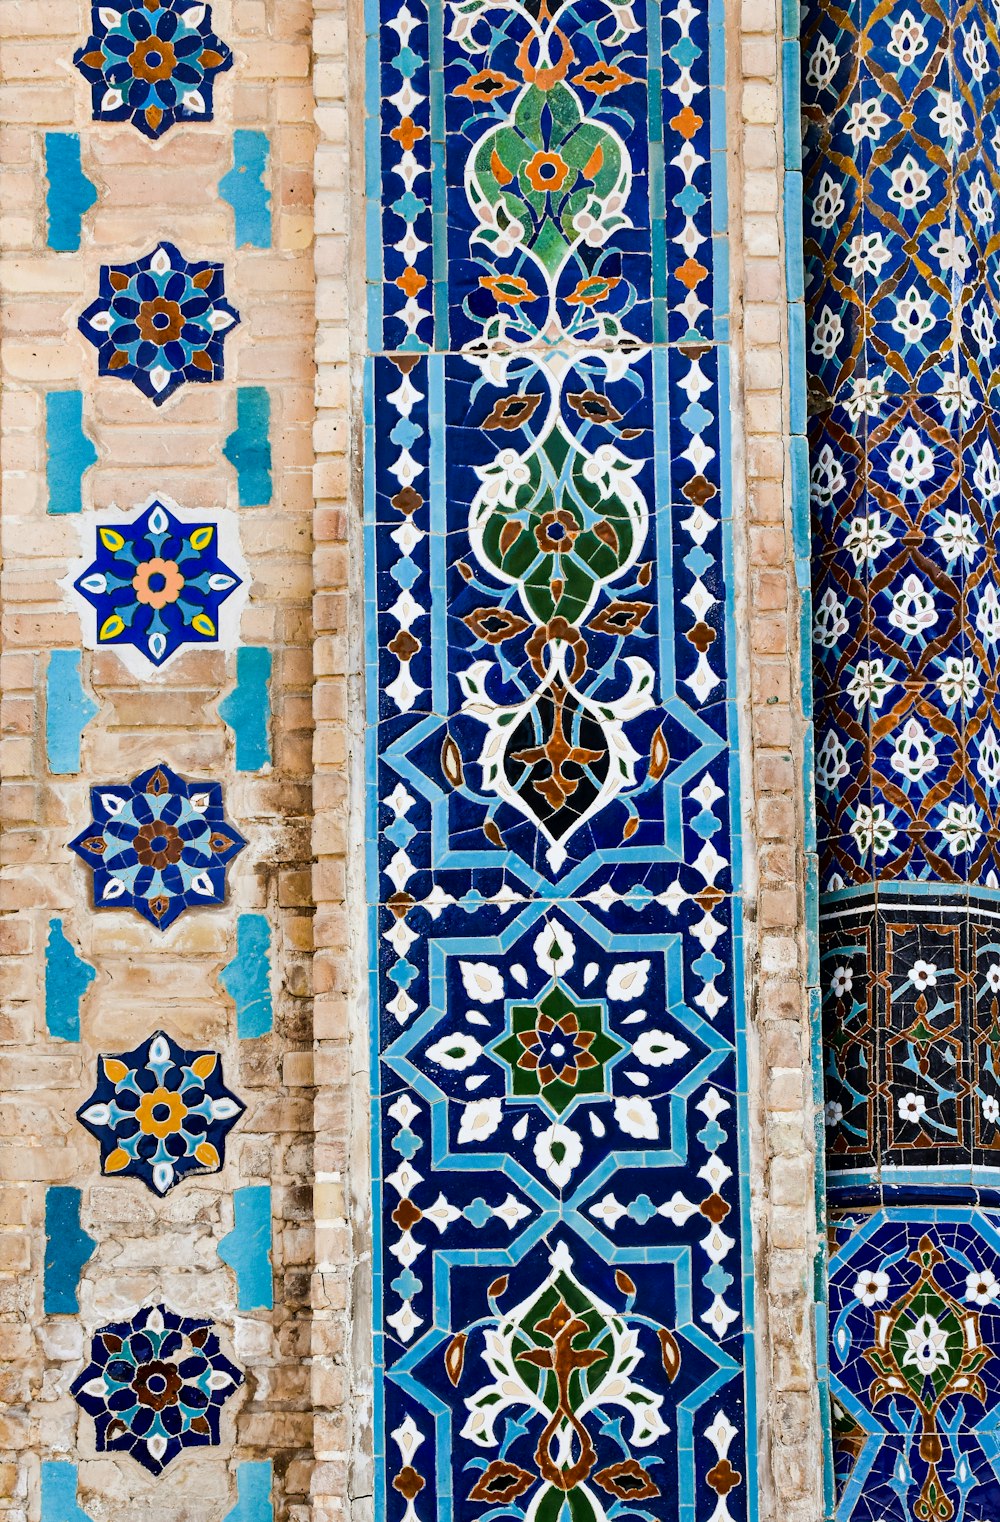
[71,1304,244,1475]
[77,1031,245,1195]
[68,762,246,930]
[67,496,246,672]
[78,243,240,405]
[74,0,233,139]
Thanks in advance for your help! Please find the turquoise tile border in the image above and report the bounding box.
[45,650,98,775]
[44,918,95,1042]
[44,1188,96,1315]
[46,392,97,516]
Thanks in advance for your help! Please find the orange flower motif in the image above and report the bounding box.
[535,509,580,554]
[479,274,536,306]
[129,35,178,84]
[390,116,426,150]
[524,150,570,193]
[454,69,519,100]
[676,256,709,291]
[395,266,427,298]
[136,1086,188,1139]
[566,275,621,307]
[132,557,185,609]
[571,61,635,94]
[516,28,573,89]
[669,103,703,139]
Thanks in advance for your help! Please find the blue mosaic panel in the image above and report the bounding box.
[366,0,756,1514]
[803,0,1000,1514]
[804,0,1000,1195]
[830,1212,1000,1520]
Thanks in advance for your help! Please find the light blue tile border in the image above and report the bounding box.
[44,1187,96,1315]
[45,918,95,1042]
[224,387,273,507]
[219,647,273,771]
[218,1186,274,1311]
[219,130,272,249]
[224,1462,274,1522]
[44,134,97,253]
[46,391,97,515]
[220,914,274,1038]
[40,1462,94,1522]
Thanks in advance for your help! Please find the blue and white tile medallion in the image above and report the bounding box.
[74,0,233,139]
[365,0,754,1513]
[69,762,247,930]
[63,494,250,676]
[77,1031,245,1195]
[71,1303,244,1474]
[79,243,240,404]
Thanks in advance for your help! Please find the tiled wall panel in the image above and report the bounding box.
[365,0,760,1514]
[804,0,1000,1512]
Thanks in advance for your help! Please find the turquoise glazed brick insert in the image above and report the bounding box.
[365,0,758,1513]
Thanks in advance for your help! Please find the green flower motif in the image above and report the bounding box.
[493,983,624,1114]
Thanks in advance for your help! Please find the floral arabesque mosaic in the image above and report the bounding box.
[71,1303,244,1474]
[79,243,240,404]
[69,762,247,929]
[441,1239,685,1518]
[74,0,233,139]
[78,1031,245,1195]
[803,0,1000,1513]
[829,1213,1000,1516]
[65,495,248,673]
[367,0,754,1510]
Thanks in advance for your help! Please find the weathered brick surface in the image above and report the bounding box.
[310,1,368,1518]
[732,0,826,1515]
[0,2,319,1516]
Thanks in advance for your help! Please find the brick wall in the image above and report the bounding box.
[0,2,319,1517]
[731,0,828,1515]
[0,0,831,1518]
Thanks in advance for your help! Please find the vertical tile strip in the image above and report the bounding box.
[366,0,758,1515]
[781,0,833,1509]
[804,0,1000,1510]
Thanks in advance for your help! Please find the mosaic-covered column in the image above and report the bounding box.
[366,0,761,1514]
[804,0,1000,1509]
